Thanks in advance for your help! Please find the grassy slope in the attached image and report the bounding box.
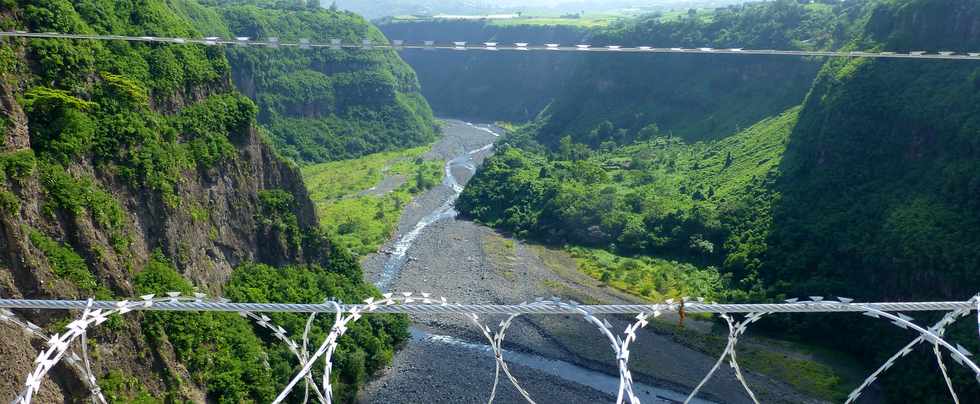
[302,145,442,256]
[488,16,618,28]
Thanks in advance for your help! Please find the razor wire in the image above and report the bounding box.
[0,306,106,404]
[2,31,980,61]
[684,311,766,404]
[3,293,980,404]
[4,293,329,404]
[2,298,976,314]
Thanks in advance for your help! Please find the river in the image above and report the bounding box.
[360,120,822,404]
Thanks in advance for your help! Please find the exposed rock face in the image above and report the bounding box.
[0,43,331,404]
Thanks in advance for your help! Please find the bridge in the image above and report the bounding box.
[2,293,978,404]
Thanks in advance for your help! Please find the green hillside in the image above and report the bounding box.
[458,0,980,401]
[195,1,438,163]
[0,0,408,401]
[459,107,797,295]
[531,0,856,147]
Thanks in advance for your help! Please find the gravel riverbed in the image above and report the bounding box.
[358,120,828,404]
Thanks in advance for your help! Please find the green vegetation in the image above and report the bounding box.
[38,161,131,251]
[257,189,303,250]
[98,370,160,404]
[0,150,37,213]
[226,262,410,402]
[27,228,108,297]
[136,255,278,403]
[0,44,17,77]
[135,253,408,403]
[570,247,723,301]
[302,145,442,255]
[2,0,412,401]
[459,1,980,400]
[205,1,436,163]
[459,109,797,300]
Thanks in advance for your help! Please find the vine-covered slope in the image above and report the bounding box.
[0,0,406,402]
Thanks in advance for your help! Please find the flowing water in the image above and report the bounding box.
[372,121,717,403]
[374,124,497,291]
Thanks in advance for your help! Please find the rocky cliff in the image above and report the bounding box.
[0,0,401,401]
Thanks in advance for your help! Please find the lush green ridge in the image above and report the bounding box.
[458,0,980,401]
[0,0,408,401]
[531,0,855,147]
[460,107,797,301]
[756,3,980,400]
[302,145,442,255]
[208,2,438,163]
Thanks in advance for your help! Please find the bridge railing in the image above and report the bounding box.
[2,293,978,404]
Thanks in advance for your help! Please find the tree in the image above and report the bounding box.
[637,123,661,141]
[558,135,592,161]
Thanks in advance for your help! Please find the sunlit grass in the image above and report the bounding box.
[489,16,618,28]
[648,320,857,402]
[302,145,443,256]
[570,247,723,302]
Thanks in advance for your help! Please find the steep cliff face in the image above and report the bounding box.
[378,19,591,122]
[754,3,980,402]
[459,1,980,402]
[0,0,396,401]
[206,3,438,163]
[768,0,980,301]
[516,1,861,147]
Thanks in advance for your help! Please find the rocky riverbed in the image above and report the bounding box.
[358,120,829,404]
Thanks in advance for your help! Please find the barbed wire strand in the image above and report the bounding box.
[725,314,760,404]
[862,305,980,374]
[467,310,536,403]
[684,311,764,404]
[933,338,959,404]
[1,298,975,314]
[77,299,106,404]
[6,293,980,404]
[843,305,969,403]
[5,293,322,404]
[2,31,980,61]
[850,303,980,402]
[0,308,106,403]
